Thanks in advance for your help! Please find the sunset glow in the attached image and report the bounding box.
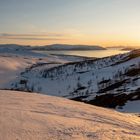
[0,0,140,47]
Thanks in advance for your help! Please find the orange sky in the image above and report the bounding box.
[0,33,140,48]
[0,0,140,48]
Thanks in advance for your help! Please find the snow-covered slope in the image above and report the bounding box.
[0,44,93,88]
[0,90,140,140]
[10,50,140,112]
[0,55,35,88]
[0,44,139,112]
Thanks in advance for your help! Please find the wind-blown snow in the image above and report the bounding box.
[0,90,140,140]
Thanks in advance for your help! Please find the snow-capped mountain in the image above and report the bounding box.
[0,90,140,140]
[10,50,140,112]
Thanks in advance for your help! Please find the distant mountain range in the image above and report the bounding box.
[0,44,106,51]
[1,44,139,51]
[33,44,106,50]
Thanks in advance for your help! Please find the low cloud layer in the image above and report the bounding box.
[0,33,65,41]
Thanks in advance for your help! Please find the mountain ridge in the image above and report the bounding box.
[0,44,106,51]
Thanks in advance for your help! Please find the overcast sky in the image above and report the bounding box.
[0,0,140,47]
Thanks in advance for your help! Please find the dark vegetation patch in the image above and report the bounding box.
[111,58,130,66]
[98,79,128,93]
[71,88,140,109]
[133,77,140,81]
[77,71,90,74]
[70,86,87,96]
[99,79,111,84]
[40,51,135,78]
[19,79,27,85]
[71,95,88,101]
[76,86,87,91]
[41,59,98,78]
[125,68,140,77]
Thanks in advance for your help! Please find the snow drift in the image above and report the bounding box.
[0,90,140,140]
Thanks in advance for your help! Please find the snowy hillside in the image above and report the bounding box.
[0,90,140,140]
[0,44,93,89]
[10,50,140,112]
[0,54,36,88]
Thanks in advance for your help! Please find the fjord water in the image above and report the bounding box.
[38,48,129,58]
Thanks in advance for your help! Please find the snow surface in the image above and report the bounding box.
[0,45,139,113]
[0,45,91,88]
[0,90,140,140]
[0,55,35,88]
[10,50,140,113]
[117,100,140,113]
